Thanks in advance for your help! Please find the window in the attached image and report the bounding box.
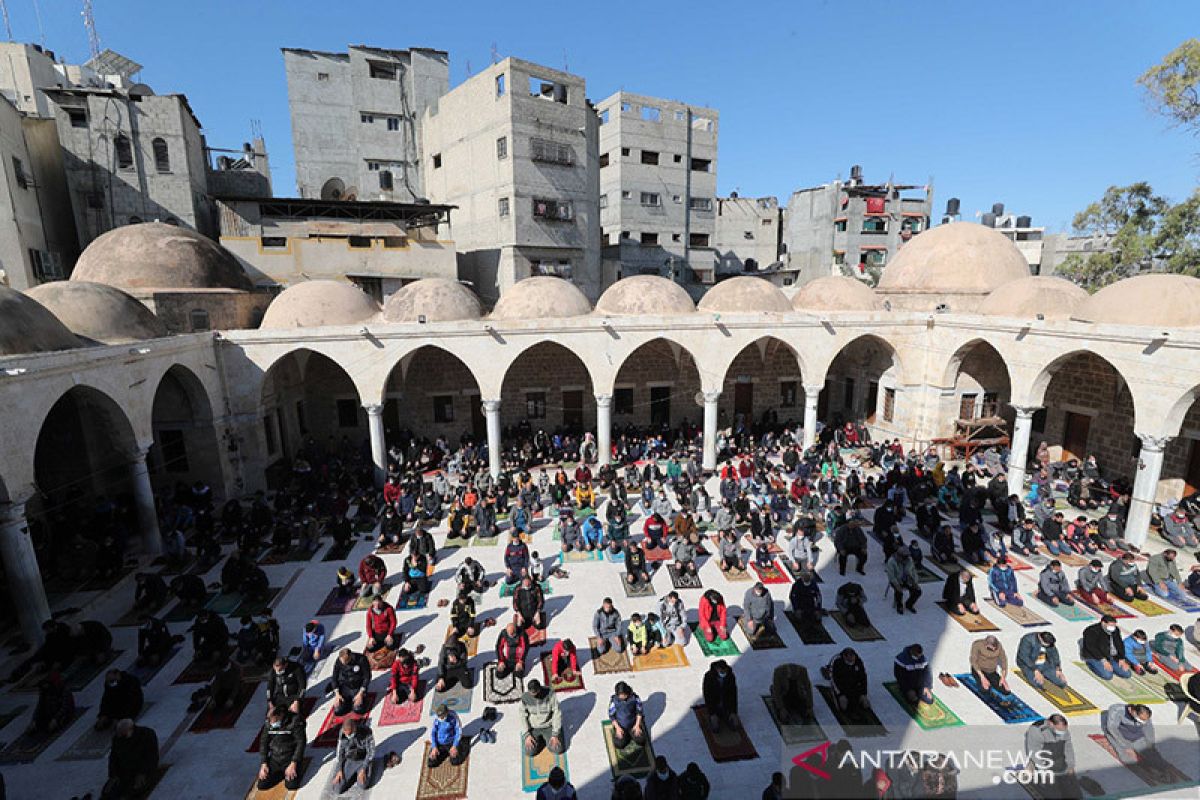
[348,236,372,249]
[598,152,610,168]
[641,150,659,165]
[152,137,169,172]
[671,233,681,242]
[496,136,508,159]
[673,154,682,163]
[614,388,634,415]
[883,387,896,422]
[621,230,631,240]
[530,138,574,165]
[367,162,380,171]
[379,170,393,190]
[360,113,374,124]
[692,116,714,131]
[844,378,856,412]
[833,251,846,265]
[432,153,442,169]
[901,216,924,233]
[689,233,709,247]
[158,429,189,473]
[531,259,572,278]
[640,105,661,122]
[762,218,773,226]
[621,101,633,112]
[498,197,510,217]
[621,190,631,200]
[10,157,26,189]
[834,219,848,232]
[386,117,401,131]
[745,258,758,271]
[526,392,547,419]
[780,381,798,408]
[981,392,999,419]
[496,73,506,97]
[862,217,888,233]
[261,236,287,249]
[532,198,573,221]
[742,230,754,240]
[114,135,133,169]
[689,197,712,211]
[640,192,661,207]
[189,309,210,331]
[382,236,406,248]
[66,108,88,127]
[433,395,455,423]
[529,76,567,103]
[368,61,396,80]
[599,108,610,124]
[336,399,360,428]
[672,195,681,204]
[690,157,711,172]
[317,72,329,81]
[641,232,659,246]
[621,147,630,157]
[675,110,685,122]
[864,249,887,266]
[598,194,608,209]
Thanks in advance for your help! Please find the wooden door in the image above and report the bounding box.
[468,394,485,442]
[1184,439,1200,497]
[865,381,879,423]
[734,382,753,417]
[1062,412,1091,462]
[562,390,584,432]
[650,387,671,428]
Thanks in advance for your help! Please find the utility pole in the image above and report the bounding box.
[0,1,12,41]
[82,0,101,59]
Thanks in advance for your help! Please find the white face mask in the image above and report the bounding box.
[657,770,670,780]
[1104,626,1117,634]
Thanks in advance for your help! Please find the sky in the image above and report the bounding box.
[12,0,1200,231]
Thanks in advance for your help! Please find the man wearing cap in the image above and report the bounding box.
[521,679,565,756]
[428,703,468,767]
[1017,631,1067,690]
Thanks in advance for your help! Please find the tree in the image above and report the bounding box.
[1138,39,1200,136]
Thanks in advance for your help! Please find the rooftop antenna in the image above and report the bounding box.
[490,42,498,64]
[0,0,10,41]
[562,48,568,73]
[82,0,101,59]
[32,0,46,46]
[465,59,472,78]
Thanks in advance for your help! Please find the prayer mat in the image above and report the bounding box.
[601,719,655,779]
[1124,595,1173,617]
[205,591,243,615]
[1070,591,1133,620]
[321,541,355,562]
[1037,549,1088,567]
[1131,668,1174,700]
[1005,554,1035,571]
[720,566,753,583]
[762,696,825,745]
[692,705,758,762]
[914,564,943,584]
[378,682,425,726]
[375,543,406,555]
[1088,734,1195,788]
[164,595,215,623]
[689,624,740,657]
[398,592,428,610]
[936,601,1000,632]
[588,637,632,675]
[499,580,550,599]
[985,599,1051,627]
[245,698,318,752]
[366,647,396,671]
[632,644,690,672]
[316,588,356,617]
[521,739,569,793]
[428,670,474,716]
[189,682,258,731]
[931,557,962,574]
[258,547,315,565]
[621,578,656,598]
[1151,656,1185,682]
[228,588,282,618]
[415,743,470,799]
[524,626,548,646]
[781,559,818,582]
[606,548,626,563]
[58,703,154,761]
[1071,664,1163,704]
[8,650,122,695]
[1016,673,1097,716]
[0,705,87,764]
[1036,598,1095,623]
[954,673,1042,724]
[0,706,26,734]
[750,560,791,585]
[441,534,469,550]
[1023,551,1052,568]
[1161,588,1200,614]
[559,548,603,564]
[113,600,167,627]
[642,545,671,562]
[128,646,181,686]
[244,757,311,800]
[667,564,703,590]
[815,685,887,737]
[172,659,219,685]
[468,534,499,548]
[313,692,377,747]
[786,611,834,645]
[738,618,787,650]
[446,626,480,659]
[883,682,963,730]
[830,611,885,642]
[541,653,585,693]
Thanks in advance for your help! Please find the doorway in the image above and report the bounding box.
[1062,412,1091,462]
[650,386,671,428]
[562,390,584,432]
[1184,439,1200,497]
[734,382,753,418]
[865,381,879,424]
[469,394,485,442]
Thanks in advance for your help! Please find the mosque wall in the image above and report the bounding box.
[1038,353,1138,482]
[388,347,483,444]
[611,340,704,431]
[498,343,596,435]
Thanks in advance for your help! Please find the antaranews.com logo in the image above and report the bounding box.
[790,741,1057,790]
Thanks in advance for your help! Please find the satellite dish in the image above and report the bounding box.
[694,391,704,408]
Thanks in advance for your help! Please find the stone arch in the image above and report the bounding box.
[1158,384,1200,501]
[499,341,595,436]
[820,334,906,430]
[383,345,485,446]
[150,364,224,496]
[716,336,807,430]
[610,338,704,431]
[259,348,364,469]
[936,338,1014,437]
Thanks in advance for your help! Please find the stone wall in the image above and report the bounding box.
[499,342,595,434]
[612,340,702,430]
[388,347,481,443]
[1040,353,1136,482]
[719,340,803,427]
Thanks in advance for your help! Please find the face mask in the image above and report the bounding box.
[269,721,282,730]
[657,770,670,780]
[718,670,728,678]
[1104,626,1117,634]
[1053,729,1067,737]
[107,680,118,688]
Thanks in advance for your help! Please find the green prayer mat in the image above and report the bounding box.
[884,681,964,730]
[689,623,740,657]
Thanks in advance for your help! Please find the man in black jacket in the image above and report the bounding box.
[1081,615,1133,681]
[828,648,870,717]
[942,568,979,616]
[328,648,371,716]
[268,656,306,713]
[100,719,159,800]
[701,659,739,733]
[191,610,230,665]
[434,633,471,692]
[257,707,306,792]
[96,669,143,731]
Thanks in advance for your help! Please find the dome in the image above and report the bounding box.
[595,275,695,316]
[381,278,482,323]
[1073,273,1200,328]
[698,276,792,313]
[0,286,80,356]
[260,280,381,329]
[25,281,167,344]
[490,276,591,320]
[72,222,252,291]
[792,276,882,312]
[877,222,1030,295]
[977,276,1088,320]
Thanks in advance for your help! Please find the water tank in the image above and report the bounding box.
[946,197,960,216]
[849,164,863,182]
[1016,215,1032,228]
[991,202,1005,216]
[981,212,997,228]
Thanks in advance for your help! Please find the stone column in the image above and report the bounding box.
[0,501,50,646]
[802,383,823,450]
[130,445,162,555]
[595,394,612,467]
[483,399,502,480]
[1126,434,1170,548]
[702,390,721,471]
[365,404,387,488]
[1006,405,1040,492]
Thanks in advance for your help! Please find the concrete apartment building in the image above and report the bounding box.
[215,195,456,301]
[784,166,933,286]
[283,45,448,203]
[595,92,718,290]
[712,194,792,284]
[421,57,601,304]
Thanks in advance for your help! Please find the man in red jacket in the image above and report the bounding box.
[389,648,420,704]
[643,512,668,550]
[698,589,729,643]
[495,620,529,679]
[358,554,387,599]
[365,595,397,653]
[547,639,579,683]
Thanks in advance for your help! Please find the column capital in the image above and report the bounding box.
[1010,404,1042,419]
[129,442,154,463]
[363,403,384,416]
[594,394,613,408]
[1137,433,1172,454]
[482,399,501,414]
[702,390,722,403]
[802,383,825,395]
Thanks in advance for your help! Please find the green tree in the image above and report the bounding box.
[1056,183,1168,290]
[1138,38,1200,136]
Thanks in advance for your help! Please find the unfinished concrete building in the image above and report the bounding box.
[596,92,718,292]
[712,194,792,286]
[283,45,448,204]
[420,58,601,304]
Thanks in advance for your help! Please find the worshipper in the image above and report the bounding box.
[1102,704,1171,775]
[644,755,679,800]
[170,573,209,612]
[717,528,746,572]
[835,581,870,628]
[268,656,307,713]
[30,671,74,735]
[409,523,438,562]
[784,525,815,574]
[387,648,420,706]
[1075,559,1110,606]
[95,669,143,731]
[761,773,784,800]
[931,524,957,563]
[495,620,530,679]
[399,552,431,602]
[1017,631,1068,690]
[593,598,625,654]
[942,568,979,616]
[656,592,689,647]
[335,567,357,598]
[828,652,870,719]
[607,502,631,554]
[536,766,578,800]
[558,511,583,553]
[514,575,547,631]
[505,533,531,586]
[188,657,242,714]
[365,595,398,653]
[608,681,647,749]
[455,556,488,596]
[627,613,651,656]
[833,518,868,575]
[221,551,252,594]
[1082,615,1133,680]
[521,679,565,756]
[1023,715,1079,800]
[885,547,921,614]
[427,703,469,768]
[1107,552,1149,602]
[450,591,479,639]
[547,639,579,682]
[300,620,326,670]
[987,557,1024,607]
[1041,512,1069,556]
[434,632,471,692]
[1151,624,1191,673]
[133,572,168,613]
[622,538,652,588]
[581,514,606,551]
[329,648,372,716]
[1123,629,1158,676]
[969,635,1011,695]
[1161,507,1200,548]
[1097,509,1133,552]
[240,563,271,603]
[332,717,375,794]
[1012,517,1038,557]
[1144,549,1182,599]
[99,719,159,800]
[670,532,702,578]
[961,521,987,565]
[643,511,669,551]
[678,762,711,800]
[257,707,306,792]
[742,582,777,640]
[190,610,229,666]
[1036,561,1075,607]
[893,644,934,707]
[136,615,176,668]
[788,570,823,628]
[377,505,403,548]
[770,663,813,724]
[358,554,387,598]
[698,589,729,643]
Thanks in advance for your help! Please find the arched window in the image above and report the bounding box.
[128,216,142,224]
[189,309,211,331]
[152,137,170,172]
[114,134,133,169]
[745,258,758,272]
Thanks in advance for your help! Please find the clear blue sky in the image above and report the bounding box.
[14,0,1200,230]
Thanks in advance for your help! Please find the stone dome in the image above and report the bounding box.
[595,275,695,316]
[1073,273,1200,328]
[71,222,252,291]
[791,275,882,312]
[877,222,1030,295]
[260,280,381,329]
[698,276,792,313]
[25,281,167,344]
[381,278,483,323]
[490,276,592,320]
[0,286,80,356]
[977,276,1088,320]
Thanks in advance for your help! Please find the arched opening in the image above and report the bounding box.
[114,134,133,169]
[500,342,595,441]
[1155,388,1200,503]
[150,365,223,499]
[611,338,702,437]
[719,337,804,434]
[936,339,1013,443]
[152,137,170,173]
[822,335,902,433]
[383,346,484,463]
